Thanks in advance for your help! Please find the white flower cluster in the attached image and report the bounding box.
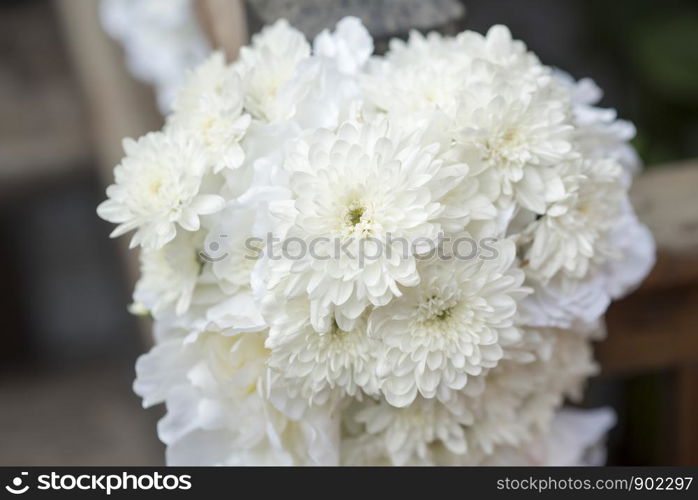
[100,0,210,112]
[98,18,654,465]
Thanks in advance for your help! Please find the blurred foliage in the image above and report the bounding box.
[586,0,698,165]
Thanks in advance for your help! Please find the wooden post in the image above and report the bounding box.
[195,0,248,61]
[52,0,162,182]
[53,0,160,342]
[676,366,698,465]
[598,161,698,465]
[599,162,698,374]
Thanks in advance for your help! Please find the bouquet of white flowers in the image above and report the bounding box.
[98,17,654,465]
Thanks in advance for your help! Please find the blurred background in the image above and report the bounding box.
[1,0,697,465]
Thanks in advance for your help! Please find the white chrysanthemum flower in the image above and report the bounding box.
[170,52,251,172]
[203,203,263,295]
[266,118,468,331]
[519,273,610,332]
[455,79,574,214]
[236,19,311,122]
[369,239,528,407]
[556,71,640,178]
[482,407,616,466]
[270,18,371,130]
[264,298,380,405]
[364,25,546,125]
[313,16,373,75]
[464,328,599,456]
[525,158,625,281]
[383,29,463,68]
[194,221,268,336]
[343,396,473,466]
[134,328,339,465]
[520,198,655,331]
[366,26,576,215]
[97,128,224,249]
[457,25,546,80]
[343,327,597,465]
[435,167,499,232]
[364,43,465,122]
[602,200,655,299]
[133,230,202,317]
